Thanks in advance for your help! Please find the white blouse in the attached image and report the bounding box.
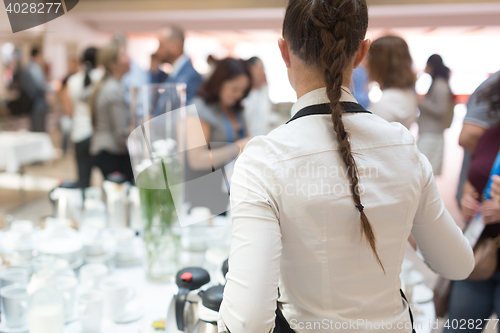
[218,87,474,333]
[369,88,418,130]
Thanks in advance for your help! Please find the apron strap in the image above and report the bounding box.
[274,289,416,333]
[286,102,372,125]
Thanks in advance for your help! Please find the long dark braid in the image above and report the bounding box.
[283,0,384,271]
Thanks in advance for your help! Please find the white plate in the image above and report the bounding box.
[69,258,84,271]
[114,301,143,324]
[0,322,29,333]
[83,252,115,264]
[64,319,115,333]
[114,256,141,267]
[412,284,434,304]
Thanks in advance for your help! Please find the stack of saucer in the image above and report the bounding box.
[82,229,115,270]
[114,229,140,267]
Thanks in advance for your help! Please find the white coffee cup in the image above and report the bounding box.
[100,277,135,320]
[83,240,106,257]
[79,264,108,291]
[10,220,34,234]
[78,290,104,333]
[115,247,136,263]
[0,268,30,289]
[115,228,135,248]
[0,284,29,328]
[55,276,78,321]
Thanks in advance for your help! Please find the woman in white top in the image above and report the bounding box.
[218,1,474,333]
[366,36,418,130]
[417,54,454,176]
[63,47,103,188]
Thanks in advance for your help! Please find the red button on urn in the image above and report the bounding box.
[181,272,193,282]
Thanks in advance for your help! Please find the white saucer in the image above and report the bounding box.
[64,319,115,333]
[0,322,29,333]
[65,311,79,324]
[114,256,141,267]
[83,252,115,265]
[69,258,84,270]
[114,302,143,324]
[412,284,434,304]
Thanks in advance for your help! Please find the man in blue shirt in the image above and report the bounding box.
[156,26,203,105]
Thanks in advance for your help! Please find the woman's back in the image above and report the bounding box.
[67,68,103,143]
[90,77,129,156]
[221,88,474,332]
[370,88,417,130]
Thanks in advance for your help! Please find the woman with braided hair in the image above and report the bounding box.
[218,1,474,332]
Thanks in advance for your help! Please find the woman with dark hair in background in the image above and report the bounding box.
[89,41,133,183]
[417,54,454,177]
[185,57,252,214]
[62,47,104,188]
[218,1,473,332]
[449,76,500,333]
[366,36,418,130]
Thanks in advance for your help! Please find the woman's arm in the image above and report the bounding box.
[411,153,474,280]
[185,115,246,170]
[218,137,280,333]
[60,85,73,116]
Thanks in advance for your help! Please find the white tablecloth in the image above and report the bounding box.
[64,266,436,333]
[0,131,56,173]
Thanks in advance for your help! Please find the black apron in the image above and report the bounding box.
[273,102,416,333]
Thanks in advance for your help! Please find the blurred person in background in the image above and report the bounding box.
[366,36,417,130]
[417,54,455,177]
[149,53,168,84]
[243,56,272,137]
[493,176,500,201]
[62,47,104,188]
[351,65,370,109]
[89,41,134,184]
[59,56,80,156]
[185,58,252,215]
[156,26,203,105]
[113,34,150,103]
[204,54,219,80]
[22,47,49,132]
[457,71,500,205]
[448,92,500,332]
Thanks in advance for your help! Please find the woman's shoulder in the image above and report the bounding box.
[191,97,221,121]
[371,88,417,113]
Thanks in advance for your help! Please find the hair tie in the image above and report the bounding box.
[356,204,364,213]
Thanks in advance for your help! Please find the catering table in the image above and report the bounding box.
[63,266,436,333]
[0,131,56,173]
[63,258,435,333]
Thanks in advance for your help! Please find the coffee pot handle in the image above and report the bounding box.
[175,286,190,332]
